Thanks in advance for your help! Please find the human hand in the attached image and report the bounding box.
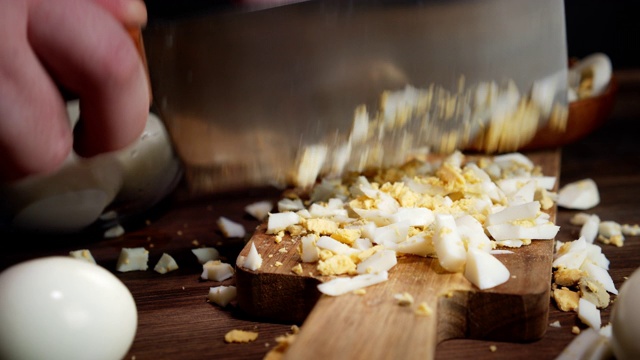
[0,0,150,182]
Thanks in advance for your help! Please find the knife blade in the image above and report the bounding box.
[143,0,568,193]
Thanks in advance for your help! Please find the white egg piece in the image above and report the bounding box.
[217,216,246,238]
[581,262,617,295]
[486,201,540,226]
[464,248,511,290]
[277,198,305,212]
[300,234,320,263]
[433,214,466,273]
[201,260,235,281]
[0,257,137,360]
[208,286,237,307]
[557,178,600,210]
[611,267,640,360]
[578,297,601,330]
[244,200,273,221]
[396,233,435,257]
[266,212,300,234]
[240,242,263,271]
[316,236,358,256]
[579,214,601,243]
[153,253,179,274]
[192,247,220,264]
[317,271,388,296]
[356,249,397,275]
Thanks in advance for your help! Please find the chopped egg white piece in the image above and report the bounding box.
[295,144,328,188]
[217,216,246,238]
[300,234,320,263]
[208,285,237,307]
[201,260,234,281]
[104,224,125,238]
[191,247,220,264]
[464,248,510,290]
[578,297,601,329]
[241,242,263,271]
[356,249,397,274]
[245,200,273,220]
[581,262,617,295]
[267,212,300,234]
[278,198,305,212]
[154,253,179,274]
[116,247,149,272]
[433,214,466,273]
[580,214,601,243]
[317,271,388,296]
[486,201,540,226]
[69,249,96,264]
[316,236,359,256]
[557,178,600,210]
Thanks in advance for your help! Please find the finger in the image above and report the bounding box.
[28,0,150,158]
[92,0,147,28]
[0,1,72,182]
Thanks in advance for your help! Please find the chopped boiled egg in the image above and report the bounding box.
[201,260,234,281]
[578,298,601,329]
[245,200,273,220]
[208,286,237,307]
[267,212,300,234]
[464,248,510,290]
[153,253,179,274]
[239,242,263,271]
[557,178,600,210]
[356,249,397,274]
[191,247,220,264]
[69,249,97,264]
[433,214,466,273]
[116,247,149,272]
[217,216,246,238]
[317,271,388,296]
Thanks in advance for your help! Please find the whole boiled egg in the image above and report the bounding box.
[611,267,640,360]
[0,257,137,360]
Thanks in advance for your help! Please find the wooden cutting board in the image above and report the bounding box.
[235,149,560,360]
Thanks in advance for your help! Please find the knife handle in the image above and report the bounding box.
[126,26,153,106]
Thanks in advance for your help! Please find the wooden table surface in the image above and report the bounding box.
[2,76,640,359]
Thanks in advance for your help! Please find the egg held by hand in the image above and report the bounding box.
[0,257,137,360]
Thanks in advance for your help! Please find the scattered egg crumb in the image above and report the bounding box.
[224,329,258,343]
[394,292,415,307]
[104,224,125,238]
[291,263,303,275]
[353,288,367,295]
[279,248,288,254]
[415,302,433,316]
[192,240,200,246]
[275,261,283,267]
[549,320,561,328]
[489,345,497,352]
[177,230,183,236]
[571,326,581,335]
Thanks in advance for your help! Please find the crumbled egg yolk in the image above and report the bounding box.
[224,329,258,343]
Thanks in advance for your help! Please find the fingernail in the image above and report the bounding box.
[125,0,148,27]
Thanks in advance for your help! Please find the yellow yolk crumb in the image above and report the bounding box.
[224,329,259,343]
[415,302,433,316]
[291,263,303,275]
[317,254,357,276]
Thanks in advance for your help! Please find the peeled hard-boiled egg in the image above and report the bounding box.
[0,257,137,360]
[611,267,640,360]
[0,100,180,233]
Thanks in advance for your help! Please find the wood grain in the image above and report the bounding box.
[235,150,561,359]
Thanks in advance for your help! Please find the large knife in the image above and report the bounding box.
[143,0,568,194]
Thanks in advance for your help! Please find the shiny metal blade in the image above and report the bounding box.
[144,0,568,193]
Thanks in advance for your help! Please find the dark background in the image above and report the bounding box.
[143,0,640,70]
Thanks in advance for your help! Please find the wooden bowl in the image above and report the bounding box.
[520,75,618,150]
